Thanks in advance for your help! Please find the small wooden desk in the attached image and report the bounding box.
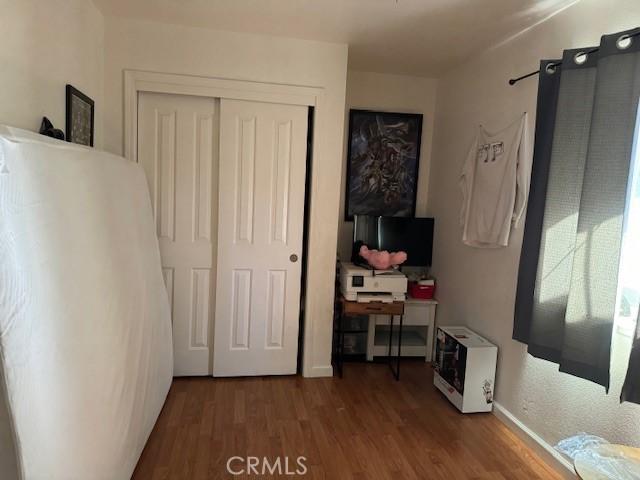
[334,295,405,380]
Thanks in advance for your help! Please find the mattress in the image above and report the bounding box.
[0,126,173,479]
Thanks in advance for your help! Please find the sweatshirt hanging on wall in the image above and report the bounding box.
[459,113,530,248]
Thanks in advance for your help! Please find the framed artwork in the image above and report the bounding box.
[345,109,423,220]
[66,85,94,147]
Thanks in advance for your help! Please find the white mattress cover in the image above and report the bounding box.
[0,126,173,479]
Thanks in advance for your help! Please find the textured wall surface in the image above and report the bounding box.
[428,0,640,447]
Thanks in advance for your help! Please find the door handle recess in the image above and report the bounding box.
[290,254,299,263]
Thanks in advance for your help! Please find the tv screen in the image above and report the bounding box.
[353,215,434,267]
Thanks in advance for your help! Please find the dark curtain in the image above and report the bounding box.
[514,28,640,393]
[523,47,599,367]
[513,59,562,344]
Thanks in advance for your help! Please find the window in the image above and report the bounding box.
[615,100,640,337]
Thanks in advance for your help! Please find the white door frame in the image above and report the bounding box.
[124,69,329,377]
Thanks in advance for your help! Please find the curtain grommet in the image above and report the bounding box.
[545,63,557,75]
[617,35,633,50]
[574,52,588,65]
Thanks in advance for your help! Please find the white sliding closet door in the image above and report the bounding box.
[138,92,218,376]
[214,99,308,377]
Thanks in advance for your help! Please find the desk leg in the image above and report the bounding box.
[388,314,403,381]
[396,314,403,380]
[426,314,435,363]
[388,313,394,372]
[334,302,344,378]
[338,307,344,378]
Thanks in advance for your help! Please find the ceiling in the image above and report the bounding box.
[93,0,580,77]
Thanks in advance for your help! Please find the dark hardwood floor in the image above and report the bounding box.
[132,361,562,479]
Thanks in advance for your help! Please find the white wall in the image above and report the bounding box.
[0,0,104,146]
[337,71,437,260]
[429,0,640,450]
[102,17,348,377]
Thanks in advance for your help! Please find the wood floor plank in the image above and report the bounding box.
[133,362,563,479]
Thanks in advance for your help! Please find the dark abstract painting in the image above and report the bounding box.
[345,110,423,220]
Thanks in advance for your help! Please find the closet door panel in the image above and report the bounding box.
[214,99,308,377]
[138,92,219,376]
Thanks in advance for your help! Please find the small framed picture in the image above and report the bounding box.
[345,109,423,220]
[66,85,94,147]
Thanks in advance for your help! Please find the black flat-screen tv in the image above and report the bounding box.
[352,215,434,267]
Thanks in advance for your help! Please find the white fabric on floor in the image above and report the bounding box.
[0,126,173,479]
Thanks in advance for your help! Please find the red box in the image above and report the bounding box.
[408,281,436,300]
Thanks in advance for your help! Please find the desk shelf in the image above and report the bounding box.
[366,298,438,362]
[373,327,428,357]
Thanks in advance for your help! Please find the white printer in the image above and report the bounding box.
[339,262,408,303]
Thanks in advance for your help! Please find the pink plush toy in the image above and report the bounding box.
[359,245,407,270]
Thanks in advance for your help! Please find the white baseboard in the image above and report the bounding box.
[303,364,334,378]
[493,402,576,479]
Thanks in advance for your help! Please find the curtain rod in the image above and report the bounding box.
[508,68,552,86]
[508,31,640,86]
